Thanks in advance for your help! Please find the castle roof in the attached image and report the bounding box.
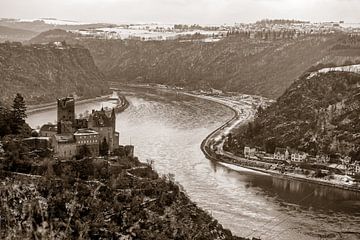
[74,128,99,136]
[54,134,75,144]
[89,109,113,127]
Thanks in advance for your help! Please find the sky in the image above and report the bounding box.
[0,0,360,24]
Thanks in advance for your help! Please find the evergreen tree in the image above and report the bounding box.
[12,93,27,120]
[11,93,27,133]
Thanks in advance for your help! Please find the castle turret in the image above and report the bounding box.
[111,108,116,132]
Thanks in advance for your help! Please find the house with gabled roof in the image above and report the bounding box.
[274,147,290,161]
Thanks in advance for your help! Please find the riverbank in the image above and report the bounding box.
[27,95,111,114]
[196,93,360,193]
[26,92,129,115]
[115,84,360,193]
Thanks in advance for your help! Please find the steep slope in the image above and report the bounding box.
[0,157,243,239]
[230,70,360,158]
[83,35,339,99]
[28,29,81,44]
[30,30,360,98]
[0,42,109,105]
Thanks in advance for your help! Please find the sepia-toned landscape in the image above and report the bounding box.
[1,1,360,239]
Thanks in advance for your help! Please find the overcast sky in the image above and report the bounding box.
[1,0,360,24]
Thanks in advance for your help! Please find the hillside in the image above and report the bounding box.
[228,70,360,159]
[0,26,37,42]
[0,18,114,35]
[0,42,109,105]
[0,156,243,239]
[29,30,360,99]
[28,29,82,44]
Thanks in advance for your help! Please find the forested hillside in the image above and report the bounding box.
[228,70,360,159]
[30,30,360,98]
[0,42,108,105]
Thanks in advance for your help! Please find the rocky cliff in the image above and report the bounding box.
[0,42,108,105]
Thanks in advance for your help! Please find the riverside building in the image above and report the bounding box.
[49,97,120,159]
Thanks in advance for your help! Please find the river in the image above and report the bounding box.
[27,87,360,240]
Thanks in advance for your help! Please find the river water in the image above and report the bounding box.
[27,87,360,240]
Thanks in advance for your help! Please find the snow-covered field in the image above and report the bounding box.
[308,64,360,79]
[17,18,88,25]
[74,25,227,41]
[318,64,360,74]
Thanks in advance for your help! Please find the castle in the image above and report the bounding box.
[42,97,120,159]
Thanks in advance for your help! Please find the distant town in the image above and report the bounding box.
[73,20,360,42]
[1,18,360,43]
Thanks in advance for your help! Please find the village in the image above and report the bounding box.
[194,88,360,190]
[242,145,360,177]
[71,20,360,42]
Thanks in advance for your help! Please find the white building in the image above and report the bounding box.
[274,147,289,161]
[244,146,257,158]
[291,151,308,162]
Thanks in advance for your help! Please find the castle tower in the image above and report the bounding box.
[57,97,75,134]
[111,108,116,132]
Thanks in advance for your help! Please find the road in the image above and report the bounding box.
[193,93,258,161]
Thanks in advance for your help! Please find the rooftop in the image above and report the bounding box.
[89,108,113,127]
[23,137,51,141]
[74,128,99,136]
[54,134,75,143]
